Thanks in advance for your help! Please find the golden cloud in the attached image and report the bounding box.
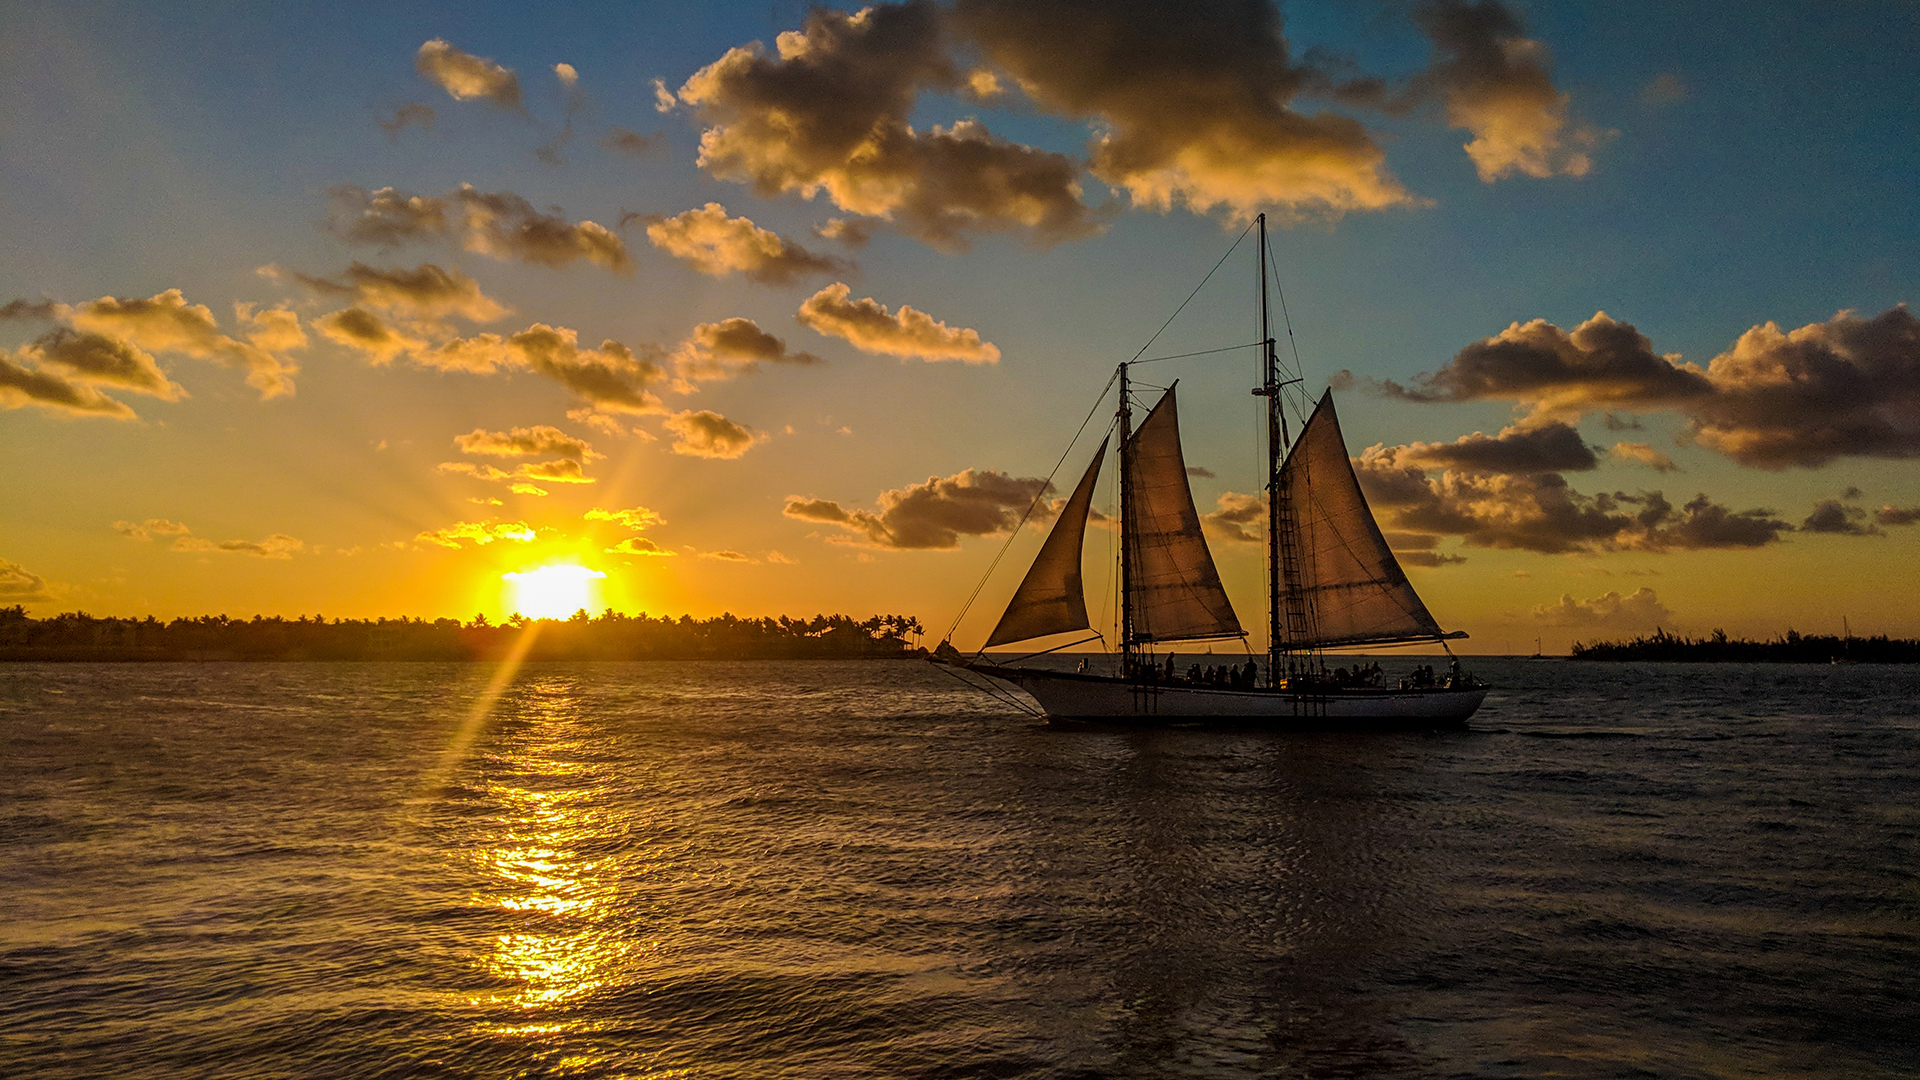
[797,283,998,362]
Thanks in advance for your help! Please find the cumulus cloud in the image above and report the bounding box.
[0,354,137,418]
[324,314,665,419]
[64,289,301,399]
[1801,498,1878,536]
[1412,1,1601,181]
[1377,312,1711,420]
[1393,421,1598,474]
[1687,306,1920,469]
[664,409,765,458]
[584,506,664,530]
[1877,505,1920,526]
[607,537,673,557]
[1200,491,1265,543]
[1530,587,1672,628]
[674,317,822,387]
[1,299,59,321]
[314,307,428,364]
[379,102,437,138]
[328,184,628,271]
[1356,445,1791,554]
[645,203,850,283]
[797,283,999,362]
[1393,307,1920,470]
[15,328,184,400]
[0,557,51,601]
[783,468,1050,548]
[416,519,538,549]
[678,2,1099,250]
[294,262,508,323]
[454,425,598,462]
[416,39,522,109]
[116,518,302,558]
[952,0,1416,222]
[1610,441,1678,472]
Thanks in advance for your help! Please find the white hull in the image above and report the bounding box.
[970,664,1486,727]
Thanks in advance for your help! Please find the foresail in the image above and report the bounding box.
[1282,391,1446,648]
[1127,388,1243,643]
[985,437,1108,648]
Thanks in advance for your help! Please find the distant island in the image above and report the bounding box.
[1571,627,1920,663]
[0,607,925,662]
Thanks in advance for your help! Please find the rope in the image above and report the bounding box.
[1127,219,1257,365]
[941,371,1120,646]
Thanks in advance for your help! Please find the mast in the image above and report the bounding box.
[1258,213,1309,685]
[1116,361,1135,677]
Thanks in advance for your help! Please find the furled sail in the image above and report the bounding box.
[1281,391,1447,648]
[1126,388,1244,643]
[985,437,1108,648]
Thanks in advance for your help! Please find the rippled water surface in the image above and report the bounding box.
[2,659,1917,1078]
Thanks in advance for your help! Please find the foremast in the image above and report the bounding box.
[1116,361,1136,677]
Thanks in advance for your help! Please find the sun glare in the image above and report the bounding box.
[504,565,606,620]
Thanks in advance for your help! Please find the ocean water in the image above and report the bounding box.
[1,658,1916,1079]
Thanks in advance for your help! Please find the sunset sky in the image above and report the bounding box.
[4,0,1918,652]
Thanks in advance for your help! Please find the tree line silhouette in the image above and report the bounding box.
[0,606,926,662]
[1571,626,1920,663]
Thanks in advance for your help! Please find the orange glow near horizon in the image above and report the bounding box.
[503,565,607,620]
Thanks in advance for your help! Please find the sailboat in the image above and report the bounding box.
[937,215,1488,728]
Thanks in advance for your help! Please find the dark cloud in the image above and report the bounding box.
[675,317,822,386]
[379,103,437,138]
[19,328,184,400]
[416,39,522,109]
[1877,505,1920,526]
[783,468,1050,548]
[1387,306,1920,470]
[1396,421,1598,474]
[644,203,851,283]
[454,425,598,462]
[1411,1,1600,180]
[116,518,302,558]
[678,2,1099,250]
[67,289,302,398]
[952,0,1415,221]
[664,409,764,458]
[1382,312,1712,419]
[602,127,667,156]
[294,262,508,322]
[0,557,51,601]
[1801,498,1878,536]
[0,299,58,321]
[1688,306,1920,468]
[1200,491,1264,543]
[1356,445,1790,554]
[797,283,999,361]
[607,537,673,557]
[1,353,135,418]
[314,307,427,364]
[327,185,628,271]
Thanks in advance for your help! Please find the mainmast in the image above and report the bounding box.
[1257,213,1310,685]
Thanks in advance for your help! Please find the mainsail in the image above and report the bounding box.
[985,437,1108,648]
[1126,388,1244,643]
[1280,391,1446,649]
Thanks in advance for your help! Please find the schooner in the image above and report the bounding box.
[938,215,1488,727]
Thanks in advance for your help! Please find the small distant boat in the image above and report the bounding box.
[937,216,1486,728]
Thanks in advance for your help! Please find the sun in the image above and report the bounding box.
[504,564,606,620]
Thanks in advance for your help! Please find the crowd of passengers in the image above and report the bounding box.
[1112,655,1461,690]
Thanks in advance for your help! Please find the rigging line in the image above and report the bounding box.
[1127,218,1257,365]
[1130,340,1265,365]
[943,368,1122,648]
[1264,236,1312,431]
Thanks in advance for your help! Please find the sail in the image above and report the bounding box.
[985,437,1108,648]
[1126,388,1244,643]
[1281,391,1446,648]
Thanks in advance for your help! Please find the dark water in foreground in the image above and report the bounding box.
[1,659,1916,1079]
